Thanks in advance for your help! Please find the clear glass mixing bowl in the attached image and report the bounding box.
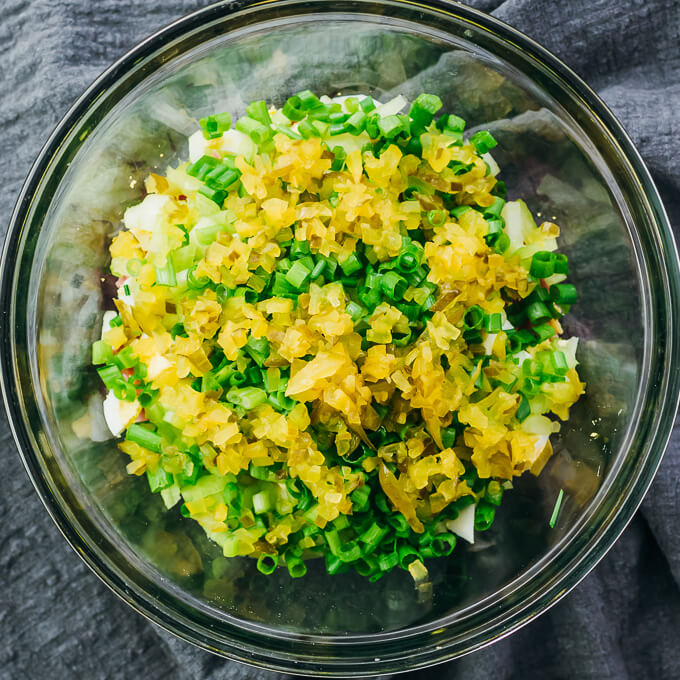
[1,0,678,675]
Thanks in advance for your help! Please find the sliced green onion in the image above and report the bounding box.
[360,96,376,113]
[126,424,162,453]
[350,485,371,512]
[235,116,271,144]
[409,93,443,127]
[345,110,367,135]
[550,283,578,305]
[426,209,447,227]
[553,253,569,275]
[227,386,267,410]
[285,255,314,289]
[526,301,551,324]
[253,489,273,514]
[450,205,471,219]
[296,89,321,110]
[257,553,279,574]
[551,350,569,375]
[246,100,271,125]
[470,130,497,154]
[339,252,362,276]
[378,115,403,138]
[396,543,420,569]
[485,480,504,506]
[380,271,408,301]
[155,258,177,287]
[330,145,347,172]
[532,322,557,343]
[549,489,564,528]
[474,501,496,531]
[530,251,555,278]
[187,264,211,290]
[97,364,123,390]
[286,554,308,578]
[516,392,531,422]
[92,340,113,365]
[377,551,399,572]
[431,533,456,557]
[464,305,485,330]
[146,464,173,493]
[200,112,232,139]
[485,313,502,333]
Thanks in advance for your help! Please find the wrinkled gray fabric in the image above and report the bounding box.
[1,1,679,679]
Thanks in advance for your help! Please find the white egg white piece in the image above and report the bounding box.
[102,390,140,437]
[446,503,476,544]
[101,310,117,340]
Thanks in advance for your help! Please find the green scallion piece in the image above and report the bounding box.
[532,322,557,343]
[252,489,273,514]
[378,115,403,138]
[553,253,569,275]
[516,392,531,422]
[360,96,376,113]
[296,89,321,110]
[187,264,211,290]
[97,364,123,390]
[377,551,399,572]
[310,259,326,280]
[470,130,497,154]
[450,205,471,219]
[350,484,371,512]
[409,93,443,127]
[345,110,367,135]
[380,271,408,301]
[485,480,504,506]
[464,305,485,330]
[426,209,447,227]
[155,258,177,287]
[474,501,496,531]
[394,543,418,569]
[431,533,457,557]
[297,120,319,139]
[485,313,502,333]
[328,145,346,172]
[551,350,570,375]
[530,251,555,278]
[235,116,271,144]
[257,553,279,575]
[526,301,552,324]
[282,95,305,121]
[227,386,267,410]
[550,283,578,305]
[246,100,271,125]
[92,340,113,365]
[549,489,565,528]
[286,554,308,578]
[126,424,162,453]
[285,255,314,289]
[339,252,362,276]
[244,335,270,366]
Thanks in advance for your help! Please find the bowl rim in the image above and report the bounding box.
[2,0,679,675]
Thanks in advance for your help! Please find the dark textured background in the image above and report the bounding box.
[1,1,679,678]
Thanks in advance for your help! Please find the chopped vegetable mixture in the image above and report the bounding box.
[92,91,584,584]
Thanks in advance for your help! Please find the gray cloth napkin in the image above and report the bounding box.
[1,1,679,678]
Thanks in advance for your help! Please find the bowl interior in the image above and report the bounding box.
[8,0,665,658]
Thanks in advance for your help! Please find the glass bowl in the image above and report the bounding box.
[2,0,678,675]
